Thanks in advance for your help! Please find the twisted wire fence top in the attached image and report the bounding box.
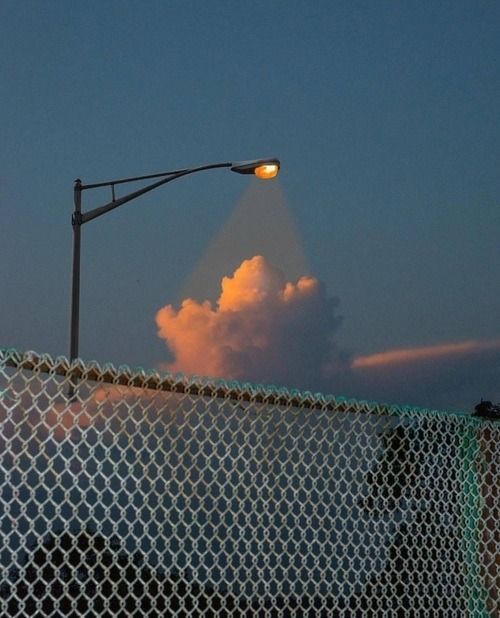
[0,348,498,617]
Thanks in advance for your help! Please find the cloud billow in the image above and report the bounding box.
[156,256,343,391]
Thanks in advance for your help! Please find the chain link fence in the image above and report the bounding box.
[0,348,498,617]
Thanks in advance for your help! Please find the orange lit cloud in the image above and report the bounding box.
[352,339,500,369]
[156,256,342,388]
[346,338,500,410]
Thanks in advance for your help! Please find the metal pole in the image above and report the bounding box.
[69,179,82,364]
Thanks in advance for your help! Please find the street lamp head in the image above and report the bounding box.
[230,158,280,179]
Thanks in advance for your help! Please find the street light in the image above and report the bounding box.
[69,158,280,365]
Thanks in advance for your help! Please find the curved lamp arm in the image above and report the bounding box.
[75,158,280,225]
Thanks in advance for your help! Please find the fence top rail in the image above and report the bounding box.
[0,347,482,423]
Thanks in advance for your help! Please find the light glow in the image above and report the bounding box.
[254,164,279,179]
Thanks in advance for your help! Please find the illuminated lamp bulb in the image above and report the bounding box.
[254,164,279,179]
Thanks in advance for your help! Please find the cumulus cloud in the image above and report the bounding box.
[156,256,343,390]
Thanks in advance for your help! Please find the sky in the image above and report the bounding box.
[1,0,499,412]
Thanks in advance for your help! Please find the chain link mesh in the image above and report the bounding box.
[0,349,498,617]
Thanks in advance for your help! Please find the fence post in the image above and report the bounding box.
[460,421,489,617]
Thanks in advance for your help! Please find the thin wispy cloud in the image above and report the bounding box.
[352,339,500,368]
[348,339,500,410]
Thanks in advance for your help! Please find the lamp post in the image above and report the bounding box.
[69,158,280,365]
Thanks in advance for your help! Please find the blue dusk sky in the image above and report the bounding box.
[1,1,499,411]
